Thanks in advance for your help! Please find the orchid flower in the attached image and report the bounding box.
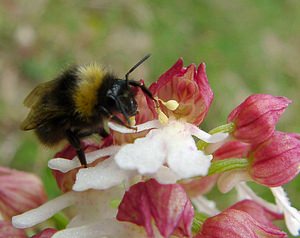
[48,59,228,190]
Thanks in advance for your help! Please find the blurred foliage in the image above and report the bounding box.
[0,0,299,233]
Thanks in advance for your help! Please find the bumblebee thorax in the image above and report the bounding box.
[73,64,105,117]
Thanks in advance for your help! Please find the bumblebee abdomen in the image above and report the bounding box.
[35,124,66,146]
[34,116,69,146]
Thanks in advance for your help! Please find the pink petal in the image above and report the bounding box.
[117,181,153,237]
[0,167,47,220]
[0,221,26,238]
[193,63,214,125]
[117,179,194,238]
[150,59,213,126]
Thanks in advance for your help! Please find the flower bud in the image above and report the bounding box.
[228,94,291,144]
[0,167,47,220]
[229,199,283,228]
[150,59,213,126]
[195,209,287,238]
[249,131,300,187]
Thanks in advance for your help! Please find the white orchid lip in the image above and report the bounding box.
[113,120,220,180]
[72,159,135,192]
[108,120,161,134]
[12,191,78,229]
[235,182,279,213]
[48,146,120,172]
[271,187,300,236]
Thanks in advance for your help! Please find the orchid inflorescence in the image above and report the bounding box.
[1,58,299,237]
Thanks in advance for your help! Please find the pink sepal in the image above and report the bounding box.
[117,179,194,238]
[150,59,213,126]
[228,94,291,144]
[0,221,26,238]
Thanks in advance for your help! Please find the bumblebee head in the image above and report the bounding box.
[101,54,153,125]
[105,79,138,120]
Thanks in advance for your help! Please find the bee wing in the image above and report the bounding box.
[23,80,58,108]
[20,104,64,130]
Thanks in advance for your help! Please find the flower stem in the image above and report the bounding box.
[196,123,235,150]
[110,199,121,208]
[208,158,249,175]
[192,212,208,233]
[52,212,69,230]
[209,123,235,134]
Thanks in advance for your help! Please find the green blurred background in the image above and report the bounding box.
[0,0,299,233]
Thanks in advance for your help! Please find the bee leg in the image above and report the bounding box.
[65,130,87,168]
[128,80,154,100]
[100,106,136,130]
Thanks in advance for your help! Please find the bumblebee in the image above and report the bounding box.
[21,55,154,167]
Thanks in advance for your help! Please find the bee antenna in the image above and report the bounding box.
[125,54,151,85]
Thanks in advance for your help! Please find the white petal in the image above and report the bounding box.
[187,123,229,143]
[48,146,120,172]
[108,120,161,133]
[192,196,219,216]
[48,158,78,172]
[53,219,147,238]
[152,166,181,184]
[271,187,300,236]
[73,159,134,191]
[85,146,120,164]
[235,182,279,213]
[217,169,250,193]
[12,191,78,229]
[114,130,165,174]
